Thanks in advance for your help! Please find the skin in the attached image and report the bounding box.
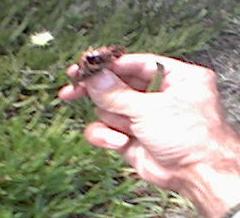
[59,54,240,218]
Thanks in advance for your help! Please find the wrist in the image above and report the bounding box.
[174,127,240,218]
[177,162,240,218]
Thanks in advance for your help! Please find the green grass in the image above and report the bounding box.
[0,0,238,217]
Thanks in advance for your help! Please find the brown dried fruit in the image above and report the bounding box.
[69,45,126,86]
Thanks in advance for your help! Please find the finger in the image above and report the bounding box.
[121,140,172,188]
[85,69,147,117]
[120,75,148,91]
[110,54,173,80]
[84,121,129,150]
[111,54,213,90]
[58,83,87,101]
[95,108,133,135]
[66,64,80,81]
[109,54,177,92]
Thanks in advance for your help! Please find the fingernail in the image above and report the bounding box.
[105,132,129,148]
[89,69,117,91]
[93,128,129,149]
[66,64,80,78]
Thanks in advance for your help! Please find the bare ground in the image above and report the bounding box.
[184,16,240,131]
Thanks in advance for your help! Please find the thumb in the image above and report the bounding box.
[85,69,145,117]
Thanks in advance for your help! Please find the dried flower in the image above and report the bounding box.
[30,31,54,46]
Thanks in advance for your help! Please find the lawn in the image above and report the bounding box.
[0,1,239,217]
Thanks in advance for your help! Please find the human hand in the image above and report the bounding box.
[59,54,240,217]
[59,53,225,185]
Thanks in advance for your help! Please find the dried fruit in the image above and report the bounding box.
[69,45,126,86]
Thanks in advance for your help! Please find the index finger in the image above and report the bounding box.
[109,54,179,80]
[110,53,213,90]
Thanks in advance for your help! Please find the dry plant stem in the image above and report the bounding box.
[146,62,164,92]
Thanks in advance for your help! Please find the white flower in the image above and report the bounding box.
[30,31,54,46]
